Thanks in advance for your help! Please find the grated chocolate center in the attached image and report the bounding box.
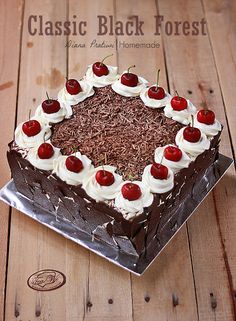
[51,86,183,180]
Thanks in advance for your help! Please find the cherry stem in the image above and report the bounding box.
[100,53,113,65]
[46,91,51,103]
[65,77,68,81]
[156,69,160,89]
[191,115,194,127]
[128,174,134,180]
[71,146,77,153]
[127,65,136,73]
[175,90,180,98]
[28,109,31,120]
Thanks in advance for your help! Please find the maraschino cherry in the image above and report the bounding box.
[42,92,61,114]
[22,119,41,137]
[183,127,201,143]
[171,91,188,111]
[38,143,54,159]
[151,163,168,180]
[66,155,83,173]
[121,183,142,201]
[183,117,201,143]
[197,109,215,125]
[66,78,82,95]
[164,146,182,162]
[148,69,165,100]
[92,54,113,77]
[121,65,138,87]
[95,170,115,186]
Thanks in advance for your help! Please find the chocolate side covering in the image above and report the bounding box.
[7,131,220,258]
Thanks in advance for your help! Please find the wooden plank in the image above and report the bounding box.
[4,1,78,320]
[157,0,236,320]
[114,1,198,320]
[132,229,199,321]
[200,0,236,316]
[67,1,134,321]
[201,0,236,157]
[0,1,23,320]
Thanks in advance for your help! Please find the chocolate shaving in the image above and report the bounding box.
[51,86,183,180]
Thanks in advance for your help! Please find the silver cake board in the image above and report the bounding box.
[0,154,233,275]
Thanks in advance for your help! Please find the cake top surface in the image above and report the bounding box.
[51,86,183,180]
[12,62,221,219]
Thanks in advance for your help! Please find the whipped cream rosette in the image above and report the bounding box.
[27,143,61,171]
[112,73,148,97]
[140,87,172,108]
[82,165,123,202]
[155,145,191,173]
[85,65,119,87]
[53,151,93,186]
[164,99,197,125]
[35,100,72,124]
[14,116,51,149]
[142,165,174,193]
[114,181,153,219]
[175,127,210,158]
[58,80,95,105]
[194,115,222,137]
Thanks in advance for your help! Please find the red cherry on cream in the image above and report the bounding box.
[66,79,82,95]
[65,155,84,173]
[42,93,61,114]
[148,86,165,100]
[183,126,201,143]
[121,65,138,87]
[22,120,41,137]
[171,92,188,111]
[95,170,115,186]
[92,54,113,77]
[164,146,182,162]
[38,143,54,159]
[148,69,165,100]
[92,62,108,77]
[197,109,215,125]
[121,183,142,201]
[150,163,168,180]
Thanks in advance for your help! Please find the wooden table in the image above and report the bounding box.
[0,0,236,320]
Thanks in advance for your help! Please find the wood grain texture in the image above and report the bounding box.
[4,1,70,320]
[157,0,236,320]
[201,0,236,158]
[0,1,23,320]
[201,0,236,315]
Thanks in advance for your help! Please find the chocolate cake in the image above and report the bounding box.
[7,62,222,260]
